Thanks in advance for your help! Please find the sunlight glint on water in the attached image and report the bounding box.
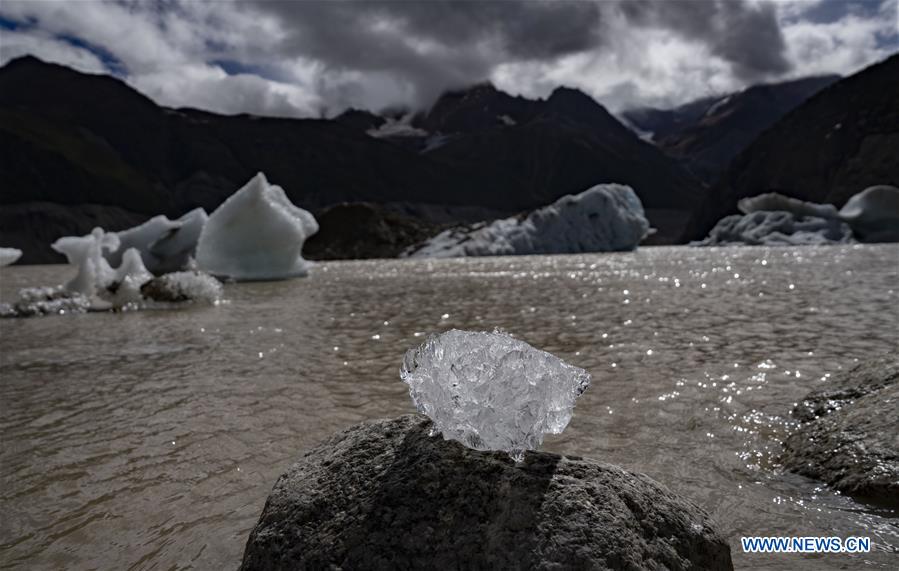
[1,244,897,570]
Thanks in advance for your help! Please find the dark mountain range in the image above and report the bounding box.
[0,55,704,262]
[623,75,839,182]
[687,54,899,240]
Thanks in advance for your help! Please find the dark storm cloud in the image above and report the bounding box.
[246,0,604,106]
[618,0,791,81]
[245,0,794,107]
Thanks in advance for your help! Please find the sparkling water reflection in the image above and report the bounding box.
[1,245,897,569]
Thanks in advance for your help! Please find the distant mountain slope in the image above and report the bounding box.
[0,56,704,262]
[0,56,460,215]
[415,86,703,212]
[687,54,899,240]
[623,75,839,181]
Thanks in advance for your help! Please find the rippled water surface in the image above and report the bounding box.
[2,245,898,570]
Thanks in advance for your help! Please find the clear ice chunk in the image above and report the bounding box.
[400,329,591,461]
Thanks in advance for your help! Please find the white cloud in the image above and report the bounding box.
[779,3,898,79]
[127,63,322,117]
[492,27,742,112]
[0,29,107,73]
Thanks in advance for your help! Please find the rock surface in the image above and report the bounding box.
[782,358,899,505]
[241,415,733,571]
[139,271,222,304]
[303,203,441,260]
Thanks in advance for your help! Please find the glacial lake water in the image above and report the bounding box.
[1,245,898,570]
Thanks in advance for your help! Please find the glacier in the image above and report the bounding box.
[0,247,22,267]
[196,173,319,281]
[400,329,591,462]
[107,208,208,275]
[405,184,650,258]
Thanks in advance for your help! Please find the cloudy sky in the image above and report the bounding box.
[1,0,896,116]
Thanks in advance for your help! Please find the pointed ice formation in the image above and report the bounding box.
[103,248,154,307]
[106,208,208,275]
[405,184,650,258]
[0,247,22,267]
[52,227,121,295]
[401,329,591,461]
[196,173,319,281]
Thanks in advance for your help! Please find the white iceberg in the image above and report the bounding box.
[0,247,22,267]
[405,184,650,258]
[838,185,899,243]
[196,173,319,281]
[106,208,208,275]
[401,329,591,462]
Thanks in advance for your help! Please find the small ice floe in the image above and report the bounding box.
[405,183,650,258]
[2,227,221,318]
[195,173,319,281]
[0,247,22,267]
[400,329,591,461]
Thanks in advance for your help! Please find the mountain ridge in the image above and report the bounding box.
[622,74,841,182]
[0,55,704,262]
[687,53,899,240]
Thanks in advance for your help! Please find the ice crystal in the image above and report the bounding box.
[401,329,591,461]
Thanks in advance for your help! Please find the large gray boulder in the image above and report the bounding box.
[241,415,733,570]
[782,358,899,505]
